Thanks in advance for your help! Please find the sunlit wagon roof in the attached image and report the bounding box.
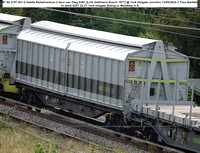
[31,21,156,48]
[0,13,26,24]
[18,20,158,61]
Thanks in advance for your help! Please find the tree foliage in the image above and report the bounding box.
[151,8,200,77]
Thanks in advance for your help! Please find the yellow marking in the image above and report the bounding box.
[179,80,188,83]
[138,62,142,66]
[0,25,15,35]
[126,78,146,82]
[181,133,185,144]
[126,78,187,84]
[130,61,134,65]
[2,73,19,94]
[152,80,175,83]
[128,57,188,63]
[0,25,15,45]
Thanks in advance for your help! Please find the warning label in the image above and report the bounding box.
[2,35,7,44]
[129,61,135,72]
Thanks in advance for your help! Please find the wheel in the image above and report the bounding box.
[27,106,32,110]
[36,108,41,112]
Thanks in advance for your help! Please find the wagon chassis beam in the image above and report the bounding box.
[17,84,122,115]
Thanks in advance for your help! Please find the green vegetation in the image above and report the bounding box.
[188,88,200,106]
[0,107,15,128]
[0,116,128,153]
[35,143,57,153]
[98,140,107,152]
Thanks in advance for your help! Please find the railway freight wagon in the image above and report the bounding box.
[15,21,200,152]
[0,13,31,93]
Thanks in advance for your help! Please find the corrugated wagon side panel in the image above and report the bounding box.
[92,56,99,101]
[114,60,124,107]
[48,47,55,89]
[53,48,60,91]
[118,61,124,106]
[32,42,38,85]
[67,49,124,108]
[79,53,86,97]
[16,39,67,95]
[43,46,49,88]
[37,44,43,86]
[25,42,30,83]
[16,28,128,110]
[21,41,27,81]
[17,41,23,80]
[98,57,105,102]
[16,41,20,79]
[104,58,111,104]
[67,51,73,94]
[61,49,66,90]
[73,52,80,96]
[111,60,117,103]
[85,54,92,99]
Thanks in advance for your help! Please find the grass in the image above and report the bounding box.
[0,116,129,153]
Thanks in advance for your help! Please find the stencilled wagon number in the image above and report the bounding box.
[17,1,25,4]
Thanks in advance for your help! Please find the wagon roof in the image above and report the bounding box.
[31,21,156,48]
[0,13,26,24]
[18,27,138,60]
[18,20,161,61]
[0,23,12,31]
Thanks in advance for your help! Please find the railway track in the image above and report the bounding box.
[0,96,184,153]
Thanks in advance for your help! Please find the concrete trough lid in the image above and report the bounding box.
[133,104,200,127]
